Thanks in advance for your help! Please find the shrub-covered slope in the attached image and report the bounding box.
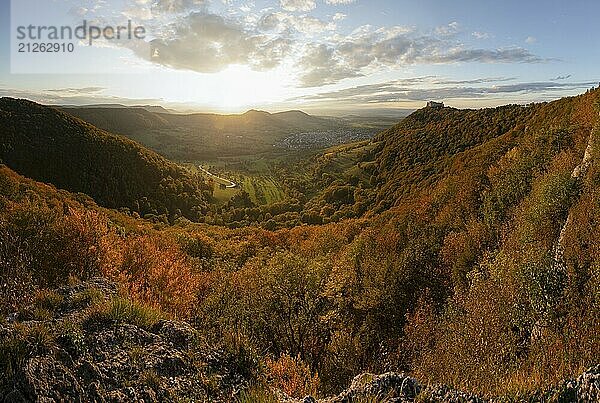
[370,89,599,211]
[1,89,599,400]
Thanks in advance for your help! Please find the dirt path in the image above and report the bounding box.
[198,166,237,188]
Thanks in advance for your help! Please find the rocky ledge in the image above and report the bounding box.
[0,279,248,402]
[281,368,599,403]
[1,279,598,402]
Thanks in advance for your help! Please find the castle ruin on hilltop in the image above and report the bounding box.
[426,101,444,108]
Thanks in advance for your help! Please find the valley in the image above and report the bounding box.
[61,105,399,211]
[61,105,397,160]
[3,0,599,401]
[1,89,599,401]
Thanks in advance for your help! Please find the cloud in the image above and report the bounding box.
[472,31,491,40]
[424,47,543,64]
[550,74,572,81]
[325,0,356,4]
[0,87,161,106]
[258,12,336,34]
[44,87,106,95]
[239,2,254,12]
[525,36,537,44]
[432,77,516,85]
[298,43,363,86]
[293,77,599,104]
[141,12,294,73]
[121,0,209,21]
[296,25,544,87]
[280,0,316,12]
[150,0,209,14]
[435,21,460,36]
[94,1,547,89]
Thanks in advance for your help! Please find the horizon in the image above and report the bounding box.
[4,88,597,119]
[1,0,599,114]
[56,100,415,117]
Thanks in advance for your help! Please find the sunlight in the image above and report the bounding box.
[204,65,294,112]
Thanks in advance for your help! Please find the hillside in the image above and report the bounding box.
[170,89,600,230]
[368,95,597,211]
[0,98,211,221]
[59,106,171,133]
[1,89,599,401]
[62,106,389,159]
[292,89,599,220]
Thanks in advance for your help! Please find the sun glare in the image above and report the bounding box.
[206,65,294,112]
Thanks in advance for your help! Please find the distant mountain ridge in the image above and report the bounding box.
[61,104,176,114]
[64,106,337,132]
[61,105,387,159]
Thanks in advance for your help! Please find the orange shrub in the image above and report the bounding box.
[266,354,320,398]
[110,235,199,318]
[1,200,110,312]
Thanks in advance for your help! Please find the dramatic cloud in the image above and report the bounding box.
[296,26,544,87]
[294,77,599,104]
[298,43,363,86]
[142,12,293,72]
[87,0,547,89]
[280,0,316,12]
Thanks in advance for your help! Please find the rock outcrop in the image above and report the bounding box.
[1,279,598,402]
[280,372,483,403]
[282,367,600,403]
[0,279,244,403]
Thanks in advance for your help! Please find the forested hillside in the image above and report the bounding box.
[0,98,212,221]
[296,88,600,221]
[1,89,599,401]
[370,93,598,210]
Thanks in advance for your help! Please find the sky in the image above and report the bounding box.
[0,0,599,114]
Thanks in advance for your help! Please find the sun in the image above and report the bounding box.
[209,65,294,112]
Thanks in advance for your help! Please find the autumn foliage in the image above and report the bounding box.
[1,88,599,398]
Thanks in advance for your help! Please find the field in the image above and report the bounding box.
[238,175,286,205]
[186,155,299,205]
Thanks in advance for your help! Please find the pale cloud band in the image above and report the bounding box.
[293,77,599,105]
